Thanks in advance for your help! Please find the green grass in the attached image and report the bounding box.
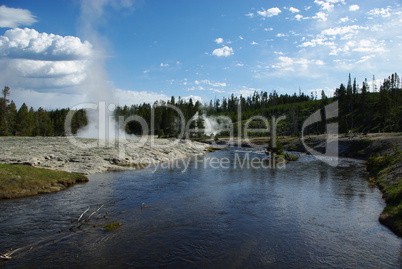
[0,164,89,199]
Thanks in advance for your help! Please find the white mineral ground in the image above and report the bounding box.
[0,137,211,175]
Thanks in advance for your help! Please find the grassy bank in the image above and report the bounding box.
[0,164,89,200]
[367,150,402,236]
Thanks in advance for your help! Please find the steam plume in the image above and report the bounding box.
[76,0,135,141]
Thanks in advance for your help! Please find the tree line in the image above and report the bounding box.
[0,88,87,136]
[1,72,401,137]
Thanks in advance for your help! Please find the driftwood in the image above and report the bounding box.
[70,205,105,231]
[1,205,108,261]
[77,207,90,223]
[1,248,21,260]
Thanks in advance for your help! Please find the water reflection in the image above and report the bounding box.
[0,149,401,268]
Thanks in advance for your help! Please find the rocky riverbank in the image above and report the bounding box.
[282,133,402,159]
[367,151,402,237]
[0,137,211,175]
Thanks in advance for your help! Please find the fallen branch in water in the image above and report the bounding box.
[1,205,109,262]
[70,205,105,231]
[1,248,22,260]
[77,207,90,223]
[85,205,104,222]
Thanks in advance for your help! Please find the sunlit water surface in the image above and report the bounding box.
[0,148,401,268]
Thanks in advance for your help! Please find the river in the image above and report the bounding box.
[0,148,401,268]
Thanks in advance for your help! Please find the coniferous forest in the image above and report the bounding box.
[0,73,401,137]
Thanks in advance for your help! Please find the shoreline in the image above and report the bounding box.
[0,137,211,200]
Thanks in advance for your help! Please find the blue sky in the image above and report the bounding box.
[0,0,401,109]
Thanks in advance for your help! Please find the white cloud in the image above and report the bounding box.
[115,88,169,106]
[195,80,227,87]
[352,39,386,53]
[271,56,296,70]
[0,5,37,28]
[264,27,274,31]
[0,28,92,60]
[0,28,92,95]
[313,11,328,21]
[182,95,203,103]
[315,60,325,65]
[356,55,375,64]
[10,87,86,109]
[276,33,288,37]
[339,16,350,23]
[321,25,366,36]
[314,0,345,12]
[349,5,360,12]
[298,38,335,48]
[314,0,334,12]
[257,7,281,18]
[289,7,300,13]
[0,59,88,92]
[234,87,262,97]
[187,86,225,93]
[214,37,224,44]
[263,56,328,78]
[245,12,254,18]
[212,46,234,57]
[295,14,304,21]
[160,63,169,67]
[367,8,391,18]
[250,41,259,45]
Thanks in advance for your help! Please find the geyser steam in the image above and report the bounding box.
[76,0,134,141]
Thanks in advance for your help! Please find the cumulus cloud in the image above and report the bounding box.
[259,56,329,79]
[115,88,169,106]
[367,8,391,18]
[295,14,304,21]
[212,46,234,57]
[314,0,345,12]
[0,28,93,99]
[315,60,325,65]
[351,39,386,53]
[10,88,86,109]
[349,5,360,12]
[0,28,92,61]
[160,62,169,67]
[0,5,37,28]
[276,33,288,37]
[233,87,262,97]
[182,95,203,103]
[257,7,281,18]
[313,11,328,21]
[214,37,224,44]
[321,25,366,36]
[298,38,335,48]
[195,80,227,87]
[187,86,225,93]
[289,7,300,13]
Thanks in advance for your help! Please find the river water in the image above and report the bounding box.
[0,148,401,268]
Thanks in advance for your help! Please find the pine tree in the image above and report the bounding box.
[16,103,33,136]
